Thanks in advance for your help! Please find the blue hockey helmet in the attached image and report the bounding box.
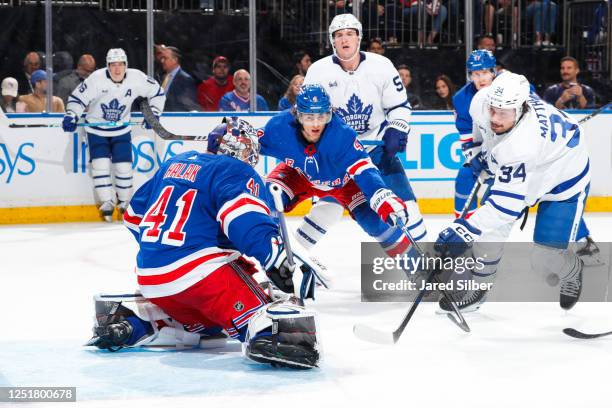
[466,50,496,73]
[296,84,332,114]
[295,84,332,125]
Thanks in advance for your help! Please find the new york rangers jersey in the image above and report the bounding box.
[66,68,166,137]
[452,82,478,143]
[260,110,388,199]
[467,90,590,234]
[123,151,280,299]
[303,52,411,144]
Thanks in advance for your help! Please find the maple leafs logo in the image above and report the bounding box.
[100,98,126,122]
[336,94,373,134]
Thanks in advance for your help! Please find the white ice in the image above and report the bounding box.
[1,214,612,408]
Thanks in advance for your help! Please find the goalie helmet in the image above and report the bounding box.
[106,48,128,68]
[328,13,362,55]
[217,117,261,167]
[487,71,531,124]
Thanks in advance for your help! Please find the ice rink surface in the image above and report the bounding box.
[1,214,612,408]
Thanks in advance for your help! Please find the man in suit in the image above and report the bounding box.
[16,51,42,96]
[159,46,199,111]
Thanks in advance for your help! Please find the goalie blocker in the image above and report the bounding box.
[86,293,320,369]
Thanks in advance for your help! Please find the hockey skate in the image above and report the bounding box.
[116,201,129,217]
[98,201,115,223]
[437,289,488,314]
[576,236,604,266]
[560,260,583,310]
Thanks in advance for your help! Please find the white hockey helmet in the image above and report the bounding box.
[106,48,128,68]
[328,13,362,53]
[487,71,530,123]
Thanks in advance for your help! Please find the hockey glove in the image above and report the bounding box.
[370,188,409,227]
[382,120,409,157]
[207,123,227,154]
[434,219,481,258]
[62,113,78,133]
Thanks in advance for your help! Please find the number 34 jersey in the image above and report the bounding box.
[468,89,590,234]
[123,151,280,299]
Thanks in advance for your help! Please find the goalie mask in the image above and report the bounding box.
[217,117,261,167]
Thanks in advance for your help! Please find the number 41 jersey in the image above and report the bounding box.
[123,151,279,299]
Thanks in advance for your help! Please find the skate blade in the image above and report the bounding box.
[435,303,483,315]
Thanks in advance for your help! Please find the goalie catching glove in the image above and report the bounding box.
[264,236,326,300]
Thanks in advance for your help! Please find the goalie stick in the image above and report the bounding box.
[140,99,207,141]
[353,218,470,345]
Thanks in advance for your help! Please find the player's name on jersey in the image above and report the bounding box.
[372,279,494,292]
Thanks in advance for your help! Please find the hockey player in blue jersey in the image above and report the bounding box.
[452,49,497,219]
[209,84,415,259]
[62,48,166,222]
[85,127,322,369]
[296,13,426,250]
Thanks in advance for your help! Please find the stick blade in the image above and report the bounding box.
[563,328,609,339]
[353,324,397,345]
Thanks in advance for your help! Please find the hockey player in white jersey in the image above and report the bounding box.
[435,72,590,312]
[62,48,166,222]
[297,13,426,252]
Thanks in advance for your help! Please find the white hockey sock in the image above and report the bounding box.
[91,158,114,204]
[295,200,344,250]
[404,200,427,241]
[113,161,133,204]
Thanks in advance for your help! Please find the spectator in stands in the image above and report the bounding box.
[525,1,558,47]
[431,74,456,109]
[1,77,20,113]
[277,75,304,110]
[543,56,595,109]
[18,70,64,113]
[219,69,269,112]
[484,0,518,46]
[397,64,422,109]
[367,38,385,55]
[388,1,448,45]
[55,54,96,104]
[159,46,199,111]
[16,51,42,96]
[477,34,496,52]
[292,51,312,76]
[197,56,234,111]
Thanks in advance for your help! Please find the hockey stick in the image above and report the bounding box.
[577,101,612,124]
[7,120,141,129]
[562,328,612,339]
[140,100,207,141]
[353,218,471,344]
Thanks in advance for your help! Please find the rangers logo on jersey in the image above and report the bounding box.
[101,98,127,122]
[336,94,373,134]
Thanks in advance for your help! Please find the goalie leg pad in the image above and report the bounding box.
[244,299,320,369]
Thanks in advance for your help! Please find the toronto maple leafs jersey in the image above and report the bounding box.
[467,89,590,235]
[66,68,166,137]
[304,52,411,145]
[123,151,280,298]
[260,110,388,199]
